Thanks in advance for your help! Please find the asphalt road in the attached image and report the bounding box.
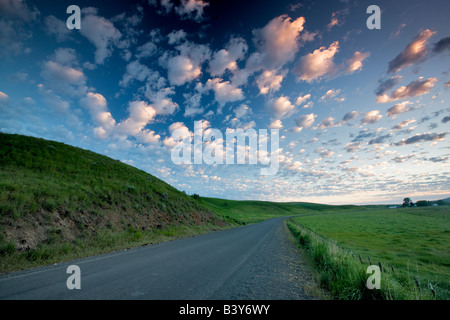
[0,217,317,300]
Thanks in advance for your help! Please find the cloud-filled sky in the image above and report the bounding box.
[1,0,449,205]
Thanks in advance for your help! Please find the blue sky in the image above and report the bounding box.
[0,0,449,205]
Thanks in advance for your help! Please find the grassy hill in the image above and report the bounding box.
[0,132,360,273]
[0,133,232,272]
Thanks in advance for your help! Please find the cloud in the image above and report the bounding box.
[386,101,413,117]
[315,147,334,158]
[167,29,187,45]
[295,94,311,106]
[174,0,209,22]
[394,132,446,146]
[342,110,358,122]
[346,51,370,73]
[44,15,71,42]
[269,119,283,129]
[167,55,201,86]
[393,119,416,130]
[293,113,317,132]
[206,78,244,108]
[368,134,391,145]
[442,115,450,123]
[294,41,339,82]
[136,41,157,59]
[147,87,179,116]
[432,36,450,54]
[80,9,123,64]
[209,37,247,77]
[376,77,437,103]
[41,60,87,97]
[315,117,338,130]
[0,0,39,22]
[387,29,436,73]
[80,92,116,138]
[256,69,286,95]
[120,60,161,87]
[166,41,210,86]
[270,95,296,119]
[251,14,306,68]
[327,9,349,31]
[0,91,9,102]
[344,142,361,153]
[320,89,345,102]
[375,75,403,97]
[361,110,382,124]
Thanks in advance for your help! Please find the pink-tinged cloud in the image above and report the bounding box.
[388,29,436,73]
[361,110,382,124]
[253,14,305,67]
[386,101,413,116]
[346,51,370,73]
[256,69,285,95]
[294,41,340,82]
[376,77,437,103]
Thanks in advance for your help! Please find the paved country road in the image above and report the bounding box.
[0,217,319,300]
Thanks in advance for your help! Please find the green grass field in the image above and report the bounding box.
[202,197,358,224]
[288,206,450,299]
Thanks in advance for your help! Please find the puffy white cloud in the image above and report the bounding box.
[269,119,283,129]
[120,60,161,87]
[295,93,311,106]
[80,92,116,138]
[270,95,296,119]
[148,87,179,115]
[294,113,317,132]
[206,78,244,107]
[320,89,345,102]
[166,42,210,86]
[167,55,201,85]
[256,69,286,95]
[80,9,123,64]
[361,110,382,124]
[209,37,247,77]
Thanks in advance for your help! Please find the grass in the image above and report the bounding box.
[201,197,359,224]
[0,133,233,272]
[287,206,450,299]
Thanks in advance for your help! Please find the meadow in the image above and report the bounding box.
[287,206,450,299]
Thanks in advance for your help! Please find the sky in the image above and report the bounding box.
[0,0,449,205]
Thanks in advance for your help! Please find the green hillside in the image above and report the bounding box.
[0,133,230,272]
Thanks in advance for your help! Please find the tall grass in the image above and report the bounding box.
[286,219,436,300]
